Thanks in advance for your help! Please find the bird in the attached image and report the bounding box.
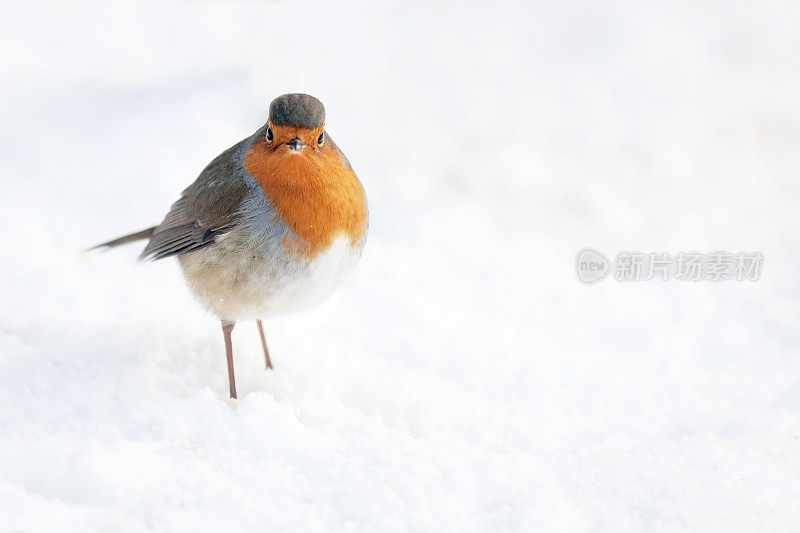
[92,93,368,399]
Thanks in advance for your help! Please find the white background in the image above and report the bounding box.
[1,0,799,530]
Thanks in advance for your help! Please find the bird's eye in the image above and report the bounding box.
[317,132,324,146]
[266,127,273,142]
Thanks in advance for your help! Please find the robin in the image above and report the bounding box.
[93,93,368,399]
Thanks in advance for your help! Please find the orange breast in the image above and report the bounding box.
[244,136,368,260]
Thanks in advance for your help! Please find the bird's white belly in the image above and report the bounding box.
[178,234,363,322]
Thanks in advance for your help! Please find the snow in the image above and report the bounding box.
[1,0,800,530]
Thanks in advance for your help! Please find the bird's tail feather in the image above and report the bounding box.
[89,227,156,251]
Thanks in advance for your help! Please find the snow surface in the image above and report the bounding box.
[1,0,800,531]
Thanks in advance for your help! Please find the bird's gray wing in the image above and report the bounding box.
[140,139,251,261]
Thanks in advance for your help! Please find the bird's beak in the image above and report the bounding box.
[286,138,305,152]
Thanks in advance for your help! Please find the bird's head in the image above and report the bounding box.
[264,93,327,156]
[246,93,353,189]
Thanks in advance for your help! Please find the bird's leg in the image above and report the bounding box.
[222,321,237,399]
[256,319,273,369]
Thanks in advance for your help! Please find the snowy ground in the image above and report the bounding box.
[1,0,800,530]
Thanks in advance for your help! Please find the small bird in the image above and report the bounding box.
[93,93,368,398]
